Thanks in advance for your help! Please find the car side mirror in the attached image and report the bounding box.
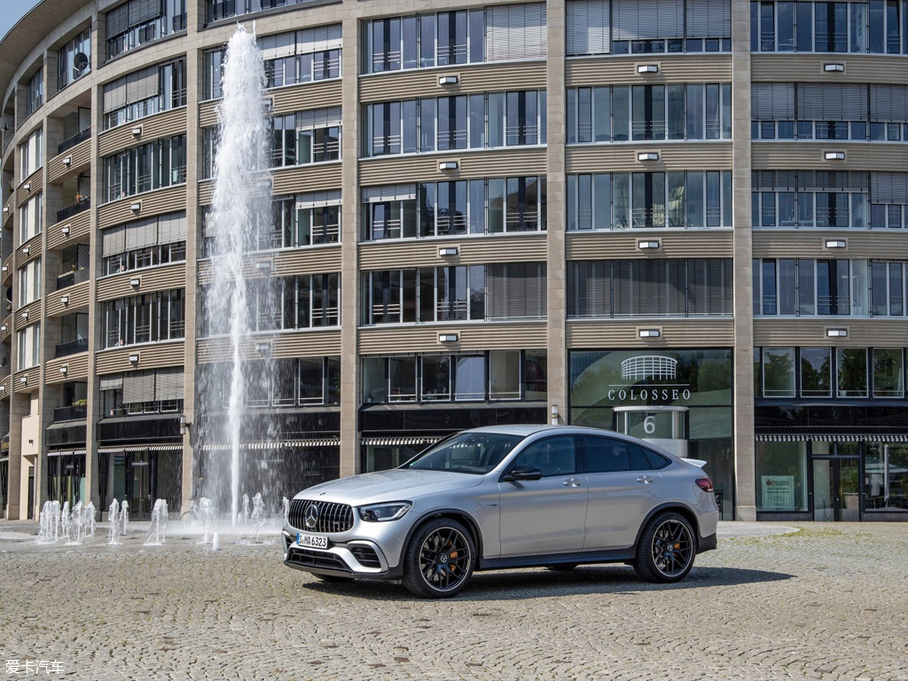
[502,466,543,482]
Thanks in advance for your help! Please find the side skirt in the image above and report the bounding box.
[478,549,636,571]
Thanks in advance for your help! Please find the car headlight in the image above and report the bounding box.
[357,501,412,522]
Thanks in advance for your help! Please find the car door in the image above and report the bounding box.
[497,436,587,558]
[581,436,663,550]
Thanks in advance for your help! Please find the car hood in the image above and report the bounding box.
[296,469,486,505]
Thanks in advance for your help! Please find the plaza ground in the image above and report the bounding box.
[0,521,906,680]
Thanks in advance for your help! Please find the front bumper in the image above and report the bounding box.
[282,530,405,580]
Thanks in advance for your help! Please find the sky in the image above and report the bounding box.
[0,0,42,44]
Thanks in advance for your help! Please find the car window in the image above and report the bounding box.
[512,437,577,477]
[404,432,525,474]
[641,446,671,469]
[627,443,652,470]
[584,437,630,473]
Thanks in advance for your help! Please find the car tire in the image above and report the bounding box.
[633,512,696,584]
[403,518,475,599]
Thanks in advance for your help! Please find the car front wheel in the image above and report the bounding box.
[633,512,695,583]
[403,518,475,598]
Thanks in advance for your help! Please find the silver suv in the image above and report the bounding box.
[282,425,719,598]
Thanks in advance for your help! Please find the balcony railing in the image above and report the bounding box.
[54,405,87,422]
[58,127,91,155]
[56,268,90,291]
[55,338,89,358]
[56,198,90,223]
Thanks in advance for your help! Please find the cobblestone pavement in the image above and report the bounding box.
[0,521,906,681]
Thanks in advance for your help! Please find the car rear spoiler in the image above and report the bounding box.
[681,458,708,468]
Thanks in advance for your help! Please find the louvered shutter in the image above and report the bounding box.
[103,76,128,112]
[870,84,908,123]
[871,172,908,204]
[709,259,731,315]
[686,0,731,38]
[566,0,610,55]
[797,83,867,121]
[258,32,296,61]
[106,3,129,37]
[154,368,184,401]
[123,370,155,403]
[297,24,343,53]
[751,83,795,120]
[612,260,632,315]
[486,3,547,62]
[636,260,666,316]
[157,212,186,244]
[486,264,506,318]
[100,374,123,391]
[129,0,163,27]
[297,189,342,208]
[296,106,342,130]
[687,259,707,315]
[613,0,683,40]
[101,226,126,257]
[362,184,417,202]
[125,65,160,104]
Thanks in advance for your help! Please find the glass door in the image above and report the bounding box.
[614,406,688,458]
[812,457,860,521]
[127,450,153,519]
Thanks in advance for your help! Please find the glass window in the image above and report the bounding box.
[873,348,904,397]
[454,355,484,400]
[583,437,630,473]
[389,357,417,402]
[489,350,520,400]
[865,443,908,512]
[801,347,832,397]
[755,441,809,512]
[836,348,868,397]
[513,437,576,477]
[762,347,795,397]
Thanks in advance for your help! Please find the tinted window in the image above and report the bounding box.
[584,437,630,472]
[641,446,671,470]
[512,436,577,477]
[404,432,524,474]
[627,443,652,470]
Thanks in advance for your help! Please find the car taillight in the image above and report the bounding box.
[695,477,714,493]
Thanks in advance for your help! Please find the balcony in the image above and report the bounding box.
[54,405,87,422]
[58,127,91,155]
[55,338,88,359]
[56,268,90,291]
[56,198,90,223]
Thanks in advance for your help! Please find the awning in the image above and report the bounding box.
[361,436,445,447]
[201,439,340,451]
[756,434,908,443]
[47,449,87,457]
[98,444,183,453]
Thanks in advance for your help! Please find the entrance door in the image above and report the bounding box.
[812,458,860,521]
[614,406,688,458]
[127,451,153,519]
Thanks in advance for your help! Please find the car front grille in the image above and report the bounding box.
[288,499,354,534]
[287,547,350,572]
[350,545,381,569]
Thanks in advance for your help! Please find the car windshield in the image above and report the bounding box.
[402,432,526,475]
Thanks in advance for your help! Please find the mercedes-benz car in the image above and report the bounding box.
[282,425,719,598]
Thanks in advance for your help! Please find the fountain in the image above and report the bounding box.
[36,500,61,544]
[241,493,250,526]
[66,501,85,545]
[60,501,71,543]
[84,502,96,538]
[108,499,121,545]
[145,499,168,546]
[199,24,277,526]
[250,492,266,543]
[120,500,129,536]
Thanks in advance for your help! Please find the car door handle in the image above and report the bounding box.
[636,476,654,484]
[563,478,583,488]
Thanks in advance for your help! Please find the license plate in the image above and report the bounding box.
[297,533,328,549]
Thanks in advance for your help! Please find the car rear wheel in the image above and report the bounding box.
[633,512,695,583]
[403,518,475,598]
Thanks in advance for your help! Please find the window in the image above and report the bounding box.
[101,289,185,348]
[206,0,320,23]
[103,59,186,130]
[364,90,547,156]
[17,259,41,307]
[584,437,630,472]
[100,369,185,416]
[755,441,808,512]
[25,69,43,118]
[101,212,187,276]
[364,4,546,74]
[513,437,576,477]
[269,108,341,168]
[260,27,342,88]
[837,348,868,397]
[865,443,908,512]
[800,347,832,397]
[19,128,43,179]
[567,0,731,56]
[106,0,186,60]
[19,193,43,243]
[103,134,187,202]
[872,348,904,397]
[362,177,546,240]
[752,0,907,54]
[58,28,91,89]
[568,171,732,230]
[567,259,733,317]
[761,347,796,397]
[17,324,40,370]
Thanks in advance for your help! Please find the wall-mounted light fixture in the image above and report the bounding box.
[438,75,458,85]
[2,207,7,213]
[438,333,458,343]
[128,354,140,364]
[62,156,72,166]
[60,296,69,306]
[255,342,271,354]
[825,151,845,161]
[550,404,559,425]
[438,247,458,256]
[61,225,71,235]
[21,311,28,320]
[256,261,271,271]
[638,240,660,250]
[179,413,191,435]
[130,202,141,212]
[23,183,30,191]
[824,63,845,72]
[19,375,27,384]
[639,328,661,338]
[21,247,29,256]
[1,266,6,273]
[59,365,68,376]
[825,240,847,249]
[826,328,848,338]
[0,326,6,332]
[638,152,659,162]
[637,64,659,73]
[129,277,141,288]
[439,161,458,171]
[131,126,142,137]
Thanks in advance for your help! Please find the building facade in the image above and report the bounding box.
[1,0,907,523]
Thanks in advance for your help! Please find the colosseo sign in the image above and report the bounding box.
[570,349,732,408]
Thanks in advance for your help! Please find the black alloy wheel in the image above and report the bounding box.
[403,518,475,598]
[633,512,695,583]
